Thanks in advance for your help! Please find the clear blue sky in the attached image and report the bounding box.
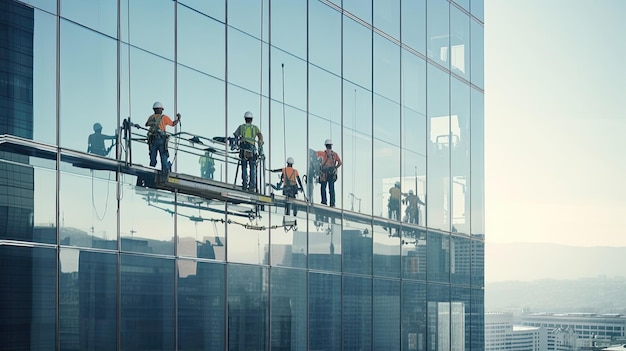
[485,0,626,247]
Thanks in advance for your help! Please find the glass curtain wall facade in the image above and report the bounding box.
[0,0,485,350]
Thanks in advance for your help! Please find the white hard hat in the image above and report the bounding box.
[153,101,164,109]
[324,139,332,145]
[286,157,294,164]
[409,189,414,195]
[244,111,253,119]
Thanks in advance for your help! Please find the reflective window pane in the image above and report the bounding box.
[427,284,450,351]
[374,137,400,220]
[179,0,225,22]
[60,21,118,154]
[427,231,450,283]
[402,228,427,281]
[402,280,427,350]
[16,0,56,13]
[451,77,470,235]
[309,0,341,75]
[59,249,117,350]
[228,264,269,350]
[226,205,269,265]
[121,0,174,60]
[471,20,484,89]
[374,279,400,350]
[427,0,449,69]
[120,254,175,350]
[227,0,269,41]
[120,177,175,255]
[471,0,484,22]
[61,0,117,38]
[0,153,56,244]
[470,89,484,236]
[450,5,470,80]
[343,0,372,23]
[178,5,225,79]
[176,194,226,261]
[374,0,399,39]
[270,268,307,350]
[176,66,226,180]
[343,214,372,275]
[308,207,342,272]
[343,17,372,89]
[343,275,372,350]
[178,260,225,350]
[451,285,471,351]
[0,245,56,350]
[270,0,306,59]
[451,235,471,285]
[309,272,341,350]
[269,201,307,268]
[471,239,484,287]
[59,158,117,249]
[427,65,450,231]
[471,288,485,351]
[32,9,56,144]
[401,0,426,54]
[373,219,400,277]
[374,34,400,102]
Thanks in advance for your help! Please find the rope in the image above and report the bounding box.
[91,169,113,222]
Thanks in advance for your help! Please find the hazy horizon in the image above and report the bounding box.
[484,0,626,248]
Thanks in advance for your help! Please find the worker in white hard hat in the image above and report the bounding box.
[233,111,264,191]
[270,157,304,215]
[315,138,342,207]
[388,181,402,220]
[145,101,180,174]
[402,189,425,225]
[87,122,117,156]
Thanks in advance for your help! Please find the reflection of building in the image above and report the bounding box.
[1,0,484,349]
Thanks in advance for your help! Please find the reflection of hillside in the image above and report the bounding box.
[59,226,176,253]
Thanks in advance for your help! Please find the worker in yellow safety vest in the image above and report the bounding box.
[233,111,264,191]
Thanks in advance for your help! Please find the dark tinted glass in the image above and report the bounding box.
[0,245,56,350]
[59,249,117,350]
[228,264,269,350]
[343,275,372,350]
[120,254,175,350]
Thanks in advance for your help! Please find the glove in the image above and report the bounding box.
[176,113,181,119]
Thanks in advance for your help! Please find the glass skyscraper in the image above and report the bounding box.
[0,0,484,350]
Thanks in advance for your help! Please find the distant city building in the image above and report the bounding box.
[486,313,546,351]
[521,313,626,349]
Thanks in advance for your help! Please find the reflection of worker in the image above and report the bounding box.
[388,181,401,220]
[87,123,116,156]
[316,139,341,207]
[403,189,425,225]
[199,149,215,179]
[145,101,180,173]
[233,111,263,191]
[271,157,304,215]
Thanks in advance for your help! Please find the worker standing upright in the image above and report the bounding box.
[388,181,402,220]
[87,122,116,156]
[271,157,304,215]
[199,149,215,179]
[316,139,342,207]
[233,111,264,191]
[145,101,180,174]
